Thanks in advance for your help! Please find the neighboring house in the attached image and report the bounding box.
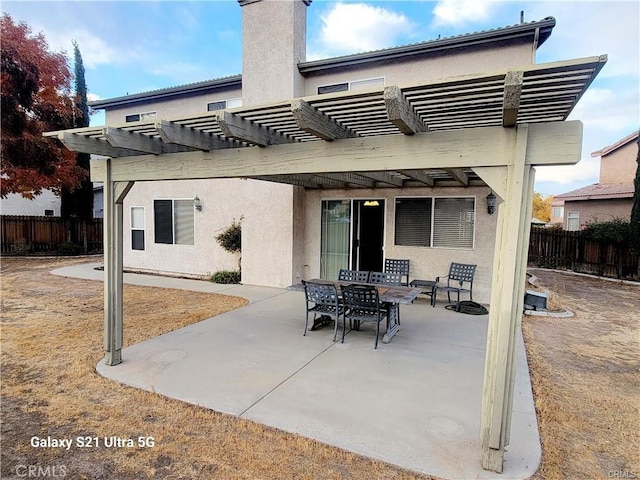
[87,2,558,304]
[556,130,638,230]
[0,190,61,217]
[549,198,564,226]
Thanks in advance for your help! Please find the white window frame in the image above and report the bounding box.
[153,199,195,246]
[317,76,385,95]
[131,206,145,251]
[125,111,157,123]
[206,98,243,111]
[566,211,580,231]
[394,195,476,250]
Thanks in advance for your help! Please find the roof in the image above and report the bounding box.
[555,181,635,201]
[89,17,555,110]
[299,17,556,75]
[89,75,242,109]
[591,130,640,157]
[49,55,606,190]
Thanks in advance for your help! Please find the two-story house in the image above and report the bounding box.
[47,0,605,472]
[555,130,638,230]
[87,2,558,303]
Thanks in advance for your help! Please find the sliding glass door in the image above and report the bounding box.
[320,199,385,279]
[320,200,351,279]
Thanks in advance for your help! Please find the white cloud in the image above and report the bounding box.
[310,3,414,58]
[86,92,101,102]
[432,0,499,27]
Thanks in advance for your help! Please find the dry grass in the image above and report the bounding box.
[523,270,640,480]
[2,257,638,479]
[1,257,429,480]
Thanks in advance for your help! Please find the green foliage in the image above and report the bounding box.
[630,131,640,253]
[57,242,83,256]
[210,270,241,284]
[582,218,630,244]
[215,217,242,254]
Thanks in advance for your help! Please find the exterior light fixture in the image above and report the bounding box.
[194,196,203,212]
[486,191,497,215]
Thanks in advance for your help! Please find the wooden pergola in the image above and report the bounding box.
[45,55,606,472]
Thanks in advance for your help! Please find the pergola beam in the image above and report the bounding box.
[216,111,293,147]
[90,122,583,183]
[502,71,523,127]
[398,170,435,186]
[104,127,164,154]
[291,98,356,140]
[384,85,429,134]
[156,120,229,151]
[444,168,469,186]
[54,132,141,158]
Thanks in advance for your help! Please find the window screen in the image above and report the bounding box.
[317,83,348,95]
[131,207,145,250]
[153,200,194,245]
[154,200,173,244]
[394,198,432,247]
[207,101,227,111]
[433,198,475,249]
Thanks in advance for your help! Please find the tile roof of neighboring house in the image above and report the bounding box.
[89,17,555,109]
[555,181,635,201]
[591,130,640,157]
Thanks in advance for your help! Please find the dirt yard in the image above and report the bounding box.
[1,257,638,479]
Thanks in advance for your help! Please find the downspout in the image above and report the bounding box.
[532,27,540,63]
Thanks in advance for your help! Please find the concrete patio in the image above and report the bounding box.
[54,263,541,480]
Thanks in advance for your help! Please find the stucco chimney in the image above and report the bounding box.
[238,0,310,106]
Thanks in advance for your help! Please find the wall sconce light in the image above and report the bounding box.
[486,191,497,215]
[194,196,202,212]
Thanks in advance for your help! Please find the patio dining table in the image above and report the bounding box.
[289,279,422,343]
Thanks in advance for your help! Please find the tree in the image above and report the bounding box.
[630,130,640,253]
[532,192,553,222]
[1,14,84,198]
[60,41,93,221]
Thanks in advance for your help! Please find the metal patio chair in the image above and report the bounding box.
[369,271,403,286]
[369,271,403,324]
[302,280,344,341]
[338,269,370,283]
[433,263,477,311]
[384,258,410,286]
[340,284,388,349]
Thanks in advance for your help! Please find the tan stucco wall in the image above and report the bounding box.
[563,198,634,228]
[303,44,534,95]
[122,178,298,287]
[241,0,307,105]
[104,86,243,124]
[599,140,638,183]
[303,186,497,304]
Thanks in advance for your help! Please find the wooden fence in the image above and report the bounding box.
[528,227,639,281]
[1,215,103,255]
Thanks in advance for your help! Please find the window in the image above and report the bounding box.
[125,111,156,123]
[206,98,242,111]
[131,207,145,250]
[317,77,384,95]
[567,212,580,231]
[552,207,564,218]
[154,199,194,245]
[395,197,475,249]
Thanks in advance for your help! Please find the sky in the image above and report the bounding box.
[2,0,639,196]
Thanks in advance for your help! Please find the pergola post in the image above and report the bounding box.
[480,125,535,472]
[102,157,133,366]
